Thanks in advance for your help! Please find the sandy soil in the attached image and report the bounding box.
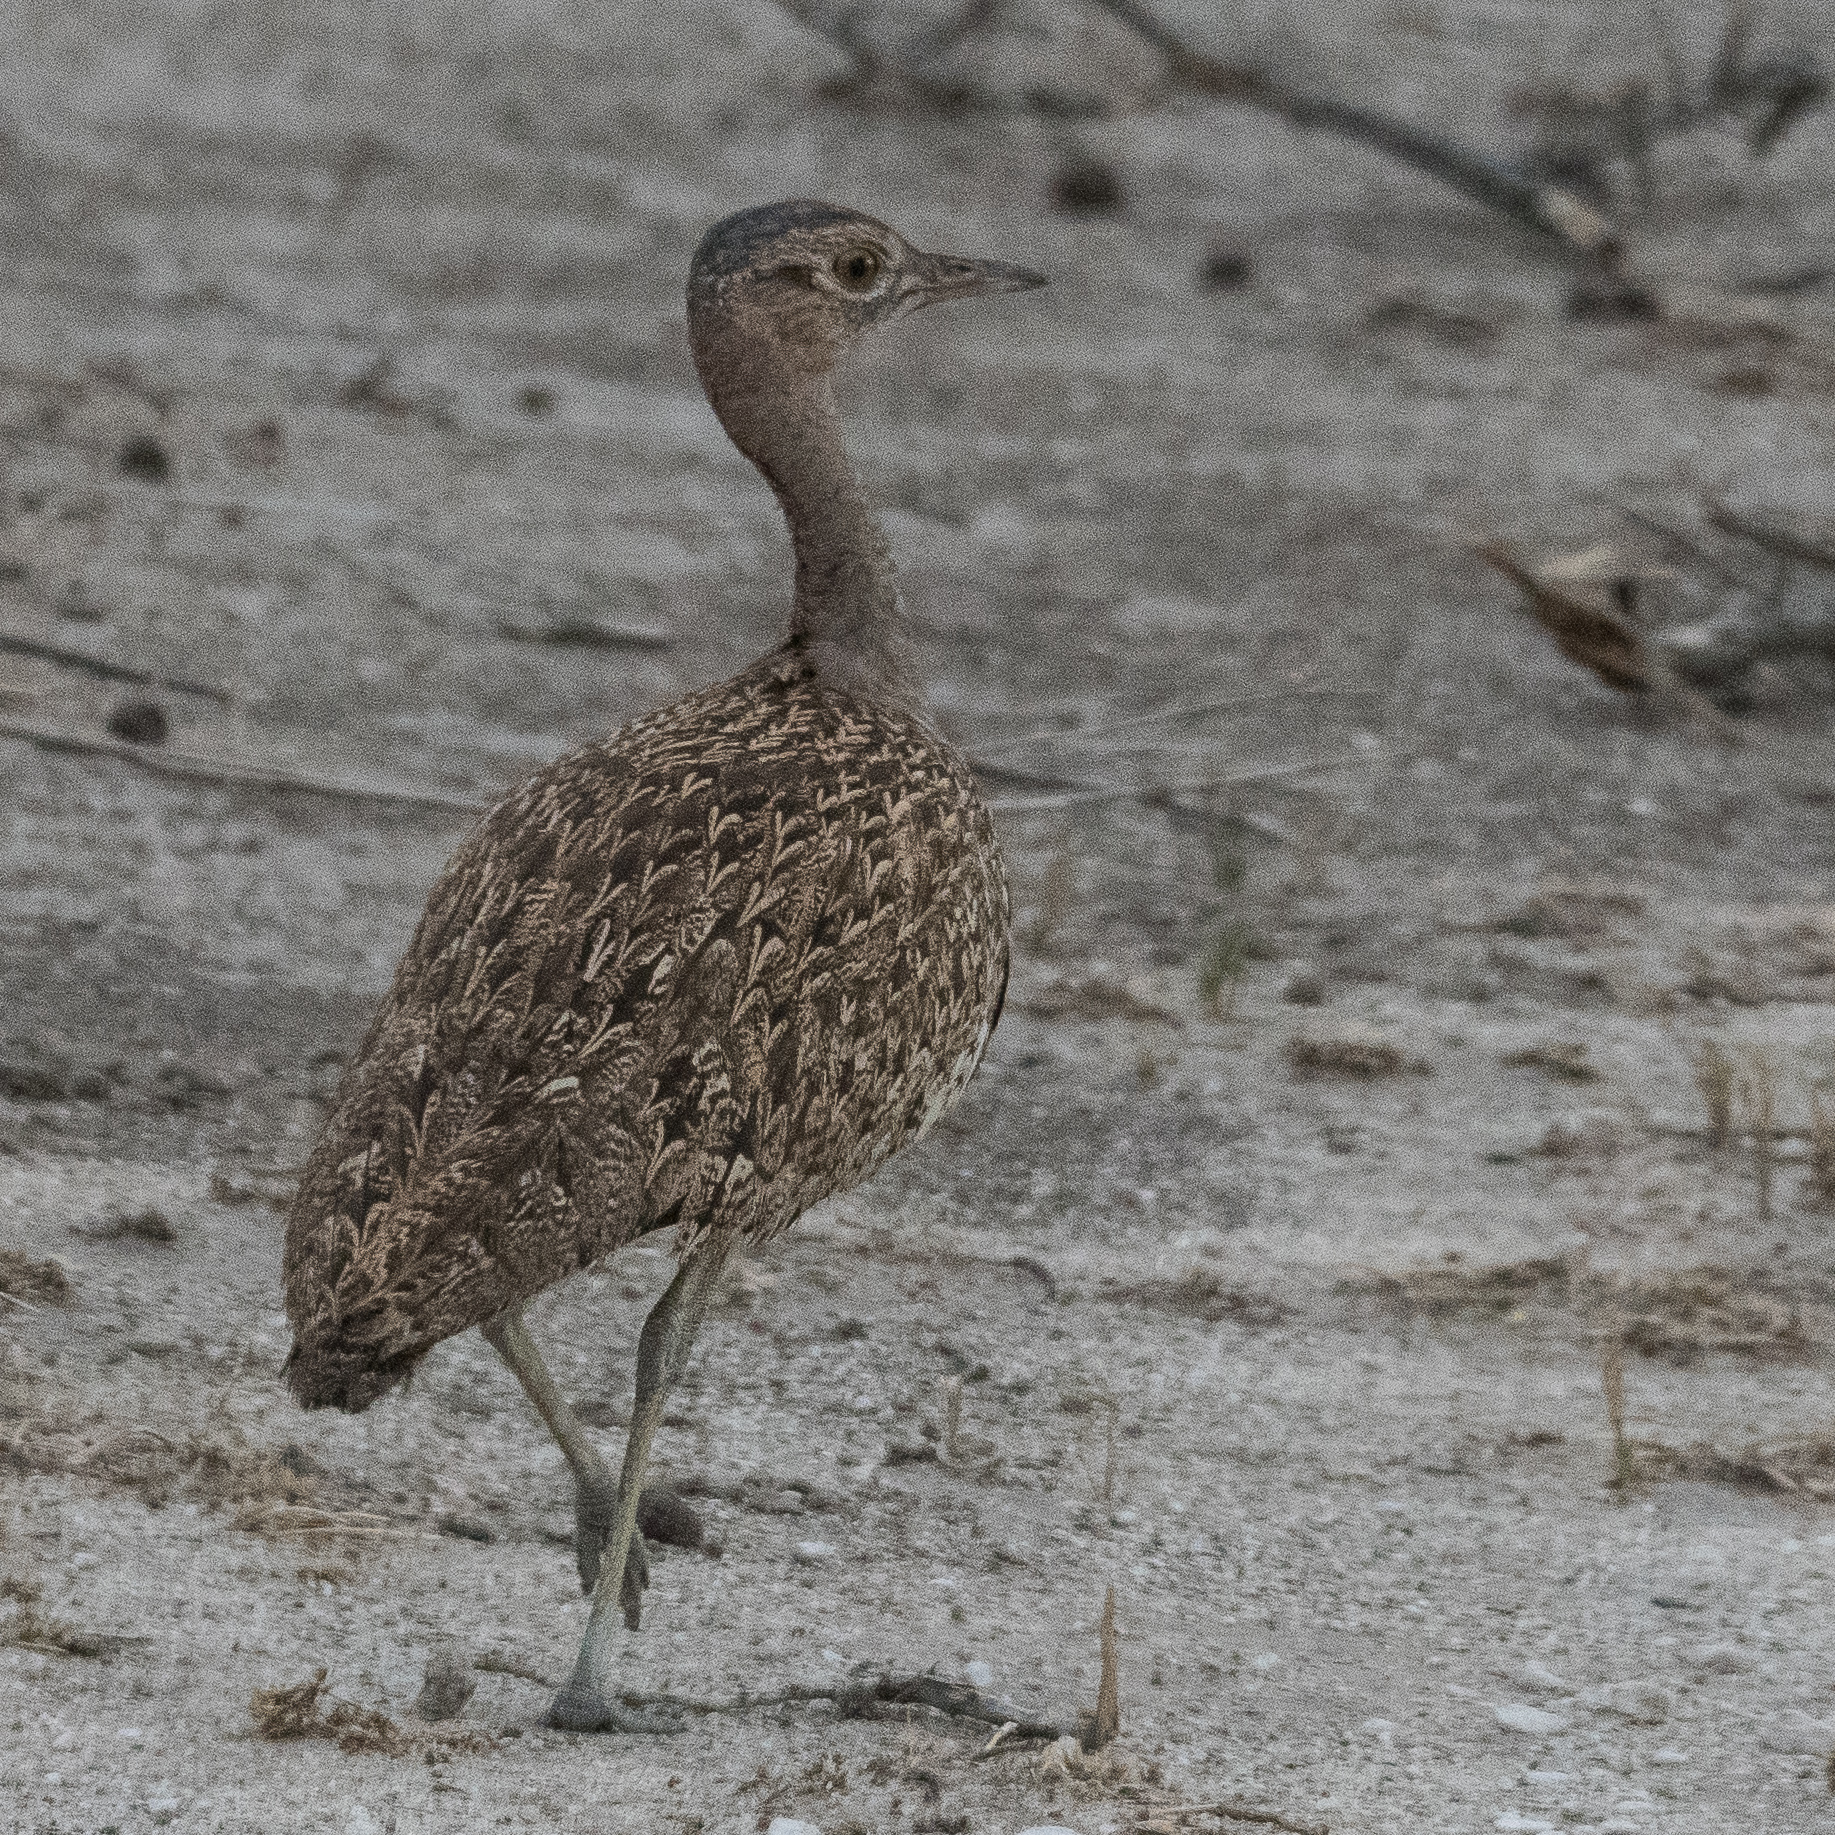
[4,3,1835,1832]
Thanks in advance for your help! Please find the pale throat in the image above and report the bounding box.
[696,326,918,705]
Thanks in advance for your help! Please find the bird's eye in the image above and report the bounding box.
[833,249,883,292]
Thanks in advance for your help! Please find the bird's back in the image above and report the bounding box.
[283,652,1009,1411]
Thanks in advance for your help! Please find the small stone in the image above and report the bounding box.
[1360,1716,1395,1737]
[1581,1680,1668,1724]
[793,1540,836,1566]
[1516,1660,1567,1693]
[413,1642,476,1722]
[1199,244,1255,291]
[765,1821,825,1835]
[108,699,169,746]
[1282,967,1326,1005]
[1494,1702,1568,1736]
[118,434,172,482]
[1650,1748,1688,1765]
[1494,1816,1556,1833]
[1690,1642,1754,1674]
[767,1488,807,1514]
[636,1484,704,1551]
[1049,155,1124,214]
[1759,1708,1835,1754]
[345,1811,383,1835]
[964,1658,993,1689]
[1598,1822,1645,1834]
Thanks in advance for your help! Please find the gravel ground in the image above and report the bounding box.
[3,3,1835,1833]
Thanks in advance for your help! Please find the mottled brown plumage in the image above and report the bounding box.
[284,651,1007,1408]
[279,200,1044,1729]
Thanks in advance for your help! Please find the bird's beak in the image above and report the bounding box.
[903,250,1049,312]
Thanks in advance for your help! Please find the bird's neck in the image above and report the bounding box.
[698,332,918,705]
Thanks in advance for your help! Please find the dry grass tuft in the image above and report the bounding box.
[1103,1266,1285,1328]
[1020,970,1180,1027]
[0,1575,139,1659]
[1026,843,1076,954]
[1621,1265,1806,1364]
[251,1668,495,1756]
[1285,1034,1416,1079]
[1503,1040,1598,1082]
[73,1205,176,1244]
[1809,1089,1835,1211]
[1496,885,1646,944]
[1,1413,328,1518]
[1537,1113,1627,1158]
[251,1667,408,1754]
[1354,1252,1575,1315]
[0,1251,70,1306]
[1737,1047,1779,1220]
[1600,1327,1637,1499]
[1077,1584,1121,1753]
[1693,1040,1736,1150]
[1632,1433,1835,1500]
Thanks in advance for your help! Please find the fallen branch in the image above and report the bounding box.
[1145,1799,1330,1835]
[529,1668,1065,1738]
[0,715,484,814]
[1088,0,1616,257]
[1707,499,1835,573]
[1473,540,1748,739]
[973,686,1377,760]
[778,0,1617,260]
[988,751,1376,814]
[0,631,230,703]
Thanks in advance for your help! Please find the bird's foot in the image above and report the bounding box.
[545,1681,683,1736]
[573,1475,650,1618]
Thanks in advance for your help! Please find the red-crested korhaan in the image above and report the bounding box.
[283,200,1045,1731]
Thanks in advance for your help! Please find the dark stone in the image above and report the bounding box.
[1050,155,1124,214]
[636,1484,704,1551]
[1200,244,1255,290]
[117,434,172,482]
[108,699,169,746]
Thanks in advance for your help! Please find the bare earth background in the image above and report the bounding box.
[4,3,1835,1832]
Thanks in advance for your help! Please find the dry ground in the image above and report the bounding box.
[4,3,1835,1832]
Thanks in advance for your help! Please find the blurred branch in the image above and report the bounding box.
[1478,519,1835,732]
[775,0,1621,260]
[1085,0,1618,257]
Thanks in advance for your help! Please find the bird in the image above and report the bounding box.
[281,199,1045,1732]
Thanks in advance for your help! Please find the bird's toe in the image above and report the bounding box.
[545,1682,682,1736]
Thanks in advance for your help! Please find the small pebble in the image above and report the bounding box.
[964,1658,993,1689]
[1690,1642,1753,1674]
[793,1540,836,1566]
[1049,155,1124,214]
[1581,1680,1668,1724]
[413,1642,476,1722]
[765,1821,825,1835]
[1494,1702,1567,1736]
[1516,1661,1567,1693]
[1493,1815,1555,1833]
[108,699,169,746]
[1199,243,1255,291]
[117,434,171,482]
[1651,1748,1688,1765]
[1760,1708,1835,1754]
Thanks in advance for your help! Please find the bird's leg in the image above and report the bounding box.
[547,1235,730,1734]
[480,1306,640,1598]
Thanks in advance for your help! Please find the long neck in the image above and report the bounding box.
[694,323,918,704]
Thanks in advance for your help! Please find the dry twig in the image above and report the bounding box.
[0,716,483,813]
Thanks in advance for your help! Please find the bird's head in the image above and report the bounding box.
[687,199,1046,382]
